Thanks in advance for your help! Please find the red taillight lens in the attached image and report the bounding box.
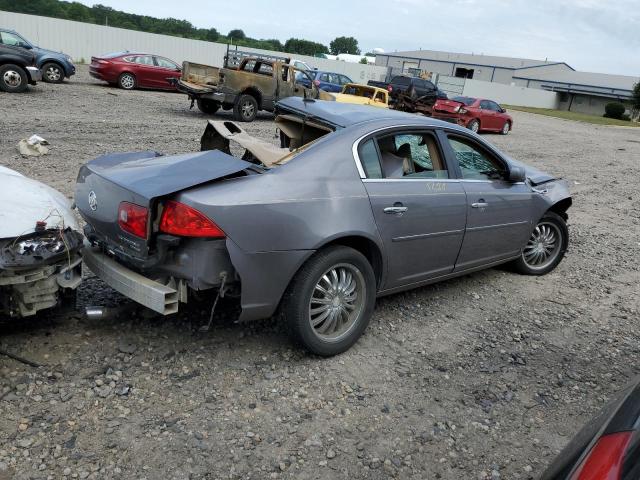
[570,431,633,480]
[387,85,393,92]
[118,202,148,239]
[159,201,225,238]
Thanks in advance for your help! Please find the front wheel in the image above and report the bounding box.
[500,121,511,135]
[512,211,568,275]
[282,246,376,356]
[42,62,64,83]
[0,64,28,93]
[233,94,258,122]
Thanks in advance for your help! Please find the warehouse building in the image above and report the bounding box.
[376,49,638,116]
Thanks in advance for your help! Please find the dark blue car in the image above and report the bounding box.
[296,70,353,93]
[0,29,75,83]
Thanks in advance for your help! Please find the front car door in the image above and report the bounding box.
[153,56,181,88]
[131,55,157,87]
[357,128,468,290]
[441,132,534,271]
[478,100,500,130]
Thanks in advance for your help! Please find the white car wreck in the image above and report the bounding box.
[0,166,83,318]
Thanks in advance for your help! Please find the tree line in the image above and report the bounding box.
[1,0,365,56]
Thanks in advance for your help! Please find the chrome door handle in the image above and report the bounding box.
[471,202,488,208]
[384,206,408,214]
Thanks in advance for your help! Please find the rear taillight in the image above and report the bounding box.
[313,80,320,87]
[118,202,148,239]
[570,431,633,480]
[159,201,225,238]
[459,107,468,114]
[454,105,461,113]
[387,85,393,92]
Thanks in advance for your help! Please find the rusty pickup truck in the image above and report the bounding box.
[174,57,333,122]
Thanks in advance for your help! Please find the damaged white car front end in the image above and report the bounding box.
[0,166,83,317]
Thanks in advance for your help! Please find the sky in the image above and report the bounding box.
[76,0,640,76]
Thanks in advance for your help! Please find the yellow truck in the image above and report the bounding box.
[330,83,389,108]
[174,57,333,122]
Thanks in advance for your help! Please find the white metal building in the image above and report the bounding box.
[376,49,638,115]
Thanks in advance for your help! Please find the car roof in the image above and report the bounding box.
[277,97,462,129]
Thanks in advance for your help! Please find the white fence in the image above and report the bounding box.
[0,11,387,81]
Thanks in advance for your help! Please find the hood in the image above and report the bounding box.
[85,150,255,201]
[33,46,70,59]
[0,166,79,239]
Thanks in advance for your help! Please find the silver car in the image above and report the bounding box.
[75,98,571,356]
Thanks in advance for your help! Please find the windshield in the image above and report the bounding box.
[452,96,477,106]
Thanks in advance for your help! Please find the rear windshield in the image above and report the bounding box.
[392,76,411,86]
[100,51,131,59]
[452,96,476,106]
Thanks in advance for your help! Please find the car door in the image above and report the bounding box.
[441,132,534,271]
[358,129,468,289]
[132,55,157,87]
[153,56,181,88]
[478,100,499,130]
[489,101,509,129]
[279,65,314,100]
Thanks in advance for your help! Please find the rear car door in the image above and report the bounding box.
[132,55,157,87]
[358,129,468,289]
[442,133,534,271]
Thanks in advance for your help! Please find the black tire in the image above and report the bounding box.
[197,98,220,115]
[0,64,28,93]
[511,211,568,275]
[467,118,480,133]
[118,72,136,90]
[42,62,64,83]
[282,246,376,356]
[233,94,258,122]
[500,121,511,135]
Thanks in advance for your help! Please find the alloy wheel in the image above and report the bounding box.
[308,263,366,342]
[45,66,62,82]
[241,101,255,119]
[120,74,135,89]
[522,222,562,271]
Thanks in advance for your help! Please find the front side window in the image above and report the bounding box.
[392,76,410,86]
[155,57,178,69]
[376,132,447,179]
[134,56,154,65]
[447,136,506,181]
[479,100,492,110]
[339,75,352,85]
[0,31,28,47]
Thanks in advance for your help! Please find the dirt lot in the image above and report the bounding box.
[1,66,639,480]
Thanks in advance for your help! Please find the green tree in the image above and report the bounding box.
[329,36,360,55]
[359,57,368,64]
[284,38,329,56]
[204,27,219,41]
[228,29,246,41]
[632,82,640,117]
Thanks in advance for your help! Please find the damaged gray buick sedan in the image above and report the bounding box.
[76,98,571,356]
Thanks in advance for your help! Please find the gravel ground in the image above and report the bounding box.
[1,66,639,480]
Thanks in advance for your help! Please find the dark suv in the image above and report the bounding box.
[0,43,41,92]
[0,29,75,83]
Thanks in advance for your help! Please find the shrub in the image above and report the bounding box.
[603,102,626,119]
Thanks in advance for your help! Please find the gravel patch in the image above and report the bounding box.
[1,66,639,479]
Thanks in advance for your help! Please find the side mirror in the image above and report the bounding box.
[501,107,506,113]
[508,166,526,183]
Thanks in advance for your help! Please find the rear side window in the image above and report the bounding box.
[134,56,154,65]
[359,139,383,179]
[392,76,410,86]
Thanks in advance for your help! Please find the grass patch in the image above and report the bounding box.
[503,105,639,127]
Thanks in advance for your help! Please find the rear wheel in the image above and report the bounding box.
[512,211,568,275]
[500,121,511,135]
[468,119,480,133]
[233,94,258,122]
[0,64,28,93]
[282,246,376,356]
[197,98,220,115]
[42,62,64,83]
[118,72,136,90]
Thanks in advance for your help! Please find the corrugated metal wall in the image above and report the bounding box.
[0,11,387,81]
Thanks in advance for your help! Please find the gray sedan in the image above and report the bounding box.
[75,98,571,356]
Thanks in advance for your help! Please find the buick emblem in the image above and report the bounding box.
[88,191,98,211]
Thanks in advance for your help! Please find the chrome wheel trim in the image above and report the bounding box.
[522,221,562,270]
[3,70,22,88]
[120,74,135,89]
[469,120,479,133]
[241,100,255,119]
[502,122,510,134]
[308,263,366,342]
[45,66,62,82]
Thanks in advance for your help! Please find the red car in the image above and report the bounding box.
[90,52,181,90]
[431,96,513,134]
